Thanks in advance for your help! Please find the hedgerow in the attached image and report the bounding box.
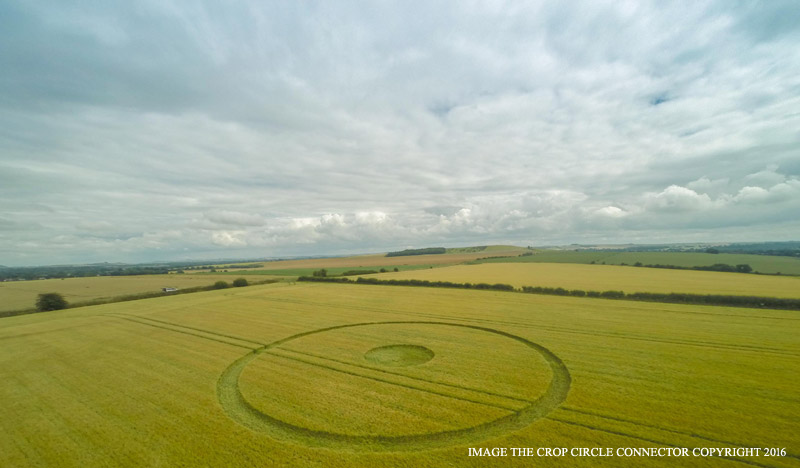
[297,276,800,310]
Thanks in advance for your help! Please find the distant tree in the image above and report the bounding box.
[735,264,753,273]
[393,267,399,272]
[380,268,387,273]
[36,293,68,311]
[312,269,327,277]
[213,281,230,289]
[232,278,248,287]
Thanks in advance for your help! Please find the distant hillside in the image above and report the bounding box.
[561,241,800,258]
[703,241,800,257]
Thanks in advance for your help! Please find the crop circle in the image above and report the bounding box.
[217,321,570,452]
[364,344,435,367]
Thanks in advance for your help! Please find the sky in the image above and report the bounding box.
[1,1,799,266]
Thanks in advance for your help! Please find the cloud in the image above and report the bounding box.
[733,179,800,204]
[595,206,627,218]
[75,220,116,232]
[0,1,798,265]
[733,186,770,204]
[205,211,265,227]
[743,165,786,187]
[211,231,247,247]
[686,176,729,195]
[646,186,715,212]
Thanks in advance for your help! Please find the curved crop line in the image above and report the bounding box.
[217,321,571,452]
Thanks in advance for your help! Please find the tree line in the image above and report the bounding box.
[1,278,262,318]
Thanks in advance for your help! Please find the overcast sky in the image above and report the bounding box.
[1,1,799,266]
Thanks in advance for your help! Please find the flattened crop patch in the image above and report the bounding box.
[364,344,434,367]
[217,321,570,452]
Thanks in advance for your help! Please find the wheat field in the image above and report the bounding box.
[0,282,797,467]
[370,263,800,298]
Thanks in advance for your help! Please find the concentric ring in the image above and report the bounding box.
[217,321,570,452]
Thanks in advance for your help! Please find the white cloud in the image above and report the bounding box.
[211,231,247,247]
[733,186,771,204]
[686,176,729,194]
[595,206,627,218]
[646,185,714,212]
[744,165,786,187]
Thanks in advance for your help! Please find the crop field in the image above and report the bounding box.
[0,282,797,467]
[477,251,800,275]
[371,263,800,298]
[203,246,528,273]
[0,274,272,313]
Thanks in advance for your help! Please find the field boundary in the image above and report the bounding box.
[297,276,800,310]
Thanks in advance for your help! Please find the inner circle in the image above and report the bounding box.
[364,344,434,367]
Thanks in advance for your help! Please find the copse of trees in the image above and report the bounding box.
[213,281,230,289]
[386,247,446,257]
[299,276,350,283]
[620,262,755,274]
[232,278,248,287]
[340,270,378,276]
[36,293,68,312]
